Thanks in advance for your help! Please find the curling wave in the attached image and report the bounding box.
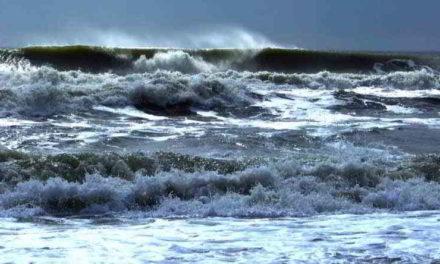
[2,46,440,73]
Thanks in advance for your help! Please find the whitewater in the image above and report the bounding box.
[1,46,440,263]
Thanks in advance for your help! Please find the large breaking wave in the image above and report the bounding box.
[1,47,439,118]
[2,46,439,73]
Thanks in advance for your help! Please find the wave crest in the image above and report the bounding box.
[133,51,218,73]
[2,167,440,218]
[5,46,439,73]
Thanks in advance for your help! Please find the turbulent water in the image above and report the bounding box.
[1,46,440,262]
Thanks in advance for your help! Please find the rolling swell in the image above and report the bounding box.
[3,46,440,73]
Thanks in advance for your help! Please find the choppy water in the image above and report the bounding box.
[1,211,440,263]
[1,47,440,262]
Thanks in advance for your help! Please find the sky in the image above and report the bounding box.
[0,0,439,51]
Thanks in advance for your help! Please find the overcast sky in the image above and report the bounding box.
[1,0,439,50]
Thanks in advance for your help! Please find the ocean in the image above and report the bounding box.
[0,46,440,263]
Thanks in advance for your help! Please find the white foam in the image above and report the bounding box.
[93,106,167,121]
[1,59,439,150]
[385,105,421,114]
[134,51,217,73]
[351,87,440,98]
[1,211,439,263]
[0,118,37,127]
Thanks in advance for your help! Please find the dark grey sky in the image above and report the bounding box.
[1,0,439,50]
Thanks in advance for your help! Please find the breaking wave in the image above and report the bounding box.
[3,46,440,73]
[133,51,218,73]
[0,51,439,118]
[248,68,440,90]
[1,149,440,218]
[0,64,263,117]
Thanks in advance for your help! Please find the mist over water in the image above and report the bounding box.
[23,27,283,49]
